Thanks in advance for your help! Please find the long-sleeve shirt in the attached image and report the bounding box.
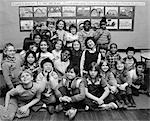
[1,55,23,89]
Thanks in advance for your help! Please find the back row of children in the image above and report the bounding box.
[0,18,147,120]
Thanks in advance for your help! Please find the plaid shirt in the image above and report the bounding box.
[106,51,121,69]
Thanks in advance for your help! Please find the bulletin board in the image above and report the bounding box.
[19,6,135,31]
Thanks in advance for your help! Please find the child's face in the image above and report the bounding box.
[20,72,33,84]
[66,68,76,80]
[110,44,117,54]
[127,51,134,59]
[55,41,62,50]
[34,35,41,44]
[70,27,77,35]
[100,49,106,57]
[89,69,98,79]
[48,24,55,31]
[101,61,109,72]
[73,41,80,51]
[101,22,106,29]
[29,45,37,52]
[5,46,16,58]
[137,65,144,74]
[87,39,95,49]
[84,21,91,31]
[40,41,48,52]
[27,53,35,65]
[57,21,64,30]
[116,61,125,71]
[43,62,53,73]
[61,50,70,62]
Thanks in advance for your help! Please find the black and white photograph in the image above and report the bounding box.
[0,0,149,121]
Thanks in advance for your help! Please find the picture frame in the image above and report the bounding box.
[91,6,104,17]
[119,19,132,29]
[19,7,33,17]
[48,7,61,17]
[62,7,76,17]
[77,7,90,17]
[120,7,133,18]
[106,19,118,30]
[105,7,118,17]
[33,7,47,17]
[20,20,33,31]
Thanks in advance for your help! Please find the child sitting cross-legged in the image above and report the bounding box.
[84,62,118,110]
[56,65,86,120]
[0,70,41,121]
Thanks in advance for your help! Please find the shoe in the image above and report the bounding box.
[85,105,89,111]
[116,100,127,109]
[55,104,63,113]
[47,105,55,114]
[124,97,132,107]
[130,98,136,107]
[67,108,77,120]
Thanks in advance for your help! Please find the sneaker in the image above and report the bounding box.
[85,105,89,111]
[47,105,55,114]
[68,108,77,120]
[55,104,63,113]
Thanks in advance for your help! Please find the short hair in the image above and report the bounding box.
[114,59,125,69]
[40,58,54,69]
[110,43,118,49]
[85,37,96,49]
[66,65,80,76]
[19,70,33,80]
[61,47,72,60]
[69,24,77,33]
[84,20,91,26]
[88,62,100,72]
[126,47,135,54]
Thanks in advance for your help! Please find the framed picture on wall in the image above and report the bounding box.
[105,7,118,17]
[77,19,90,29]
[48,7,61,17]
[34,20,47,30]
[119,7,134,18]
[62,7,76,17]
[63,19,76,30]
[77,7,90,17]
[19,7,33,17]
[106,19,118,30]
[91,6,104,17]
[119,19,132,29]
[34,7,47,17]
[20,20,33,31]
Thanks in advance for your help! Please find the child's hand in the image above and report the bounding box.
[119,84,127,90]
[110,86,117,93]
[97,98,104,105]
[18,105,29,114]
[134,85,141,89]
[61,96,72,102]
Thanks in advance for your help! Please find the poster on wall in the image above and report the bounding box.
[106,19,118,29]
[91,6,104,17]
[105,7,118,17]
[91,19,101,29]
[63,19,76,30]
[77,7,90,17]
[19,7,33,17]
[62,7,76,17]
[34,7,47,17]
[119,19,132,29]
[120,7,133,18]
[20,20,33,31]
[77,19,90,29]
[48,7,61,17]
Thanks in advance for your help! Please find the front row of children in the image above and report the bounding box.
[0,56,146,120]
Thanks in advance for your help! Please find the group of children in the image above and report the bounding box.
[0,17,148,121]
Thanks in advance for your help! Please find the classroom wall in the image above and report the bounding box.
[0,0,149,50]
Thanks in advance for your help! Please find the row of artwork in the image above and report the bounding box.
[19,6,134,18]
[19,6,134,31]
